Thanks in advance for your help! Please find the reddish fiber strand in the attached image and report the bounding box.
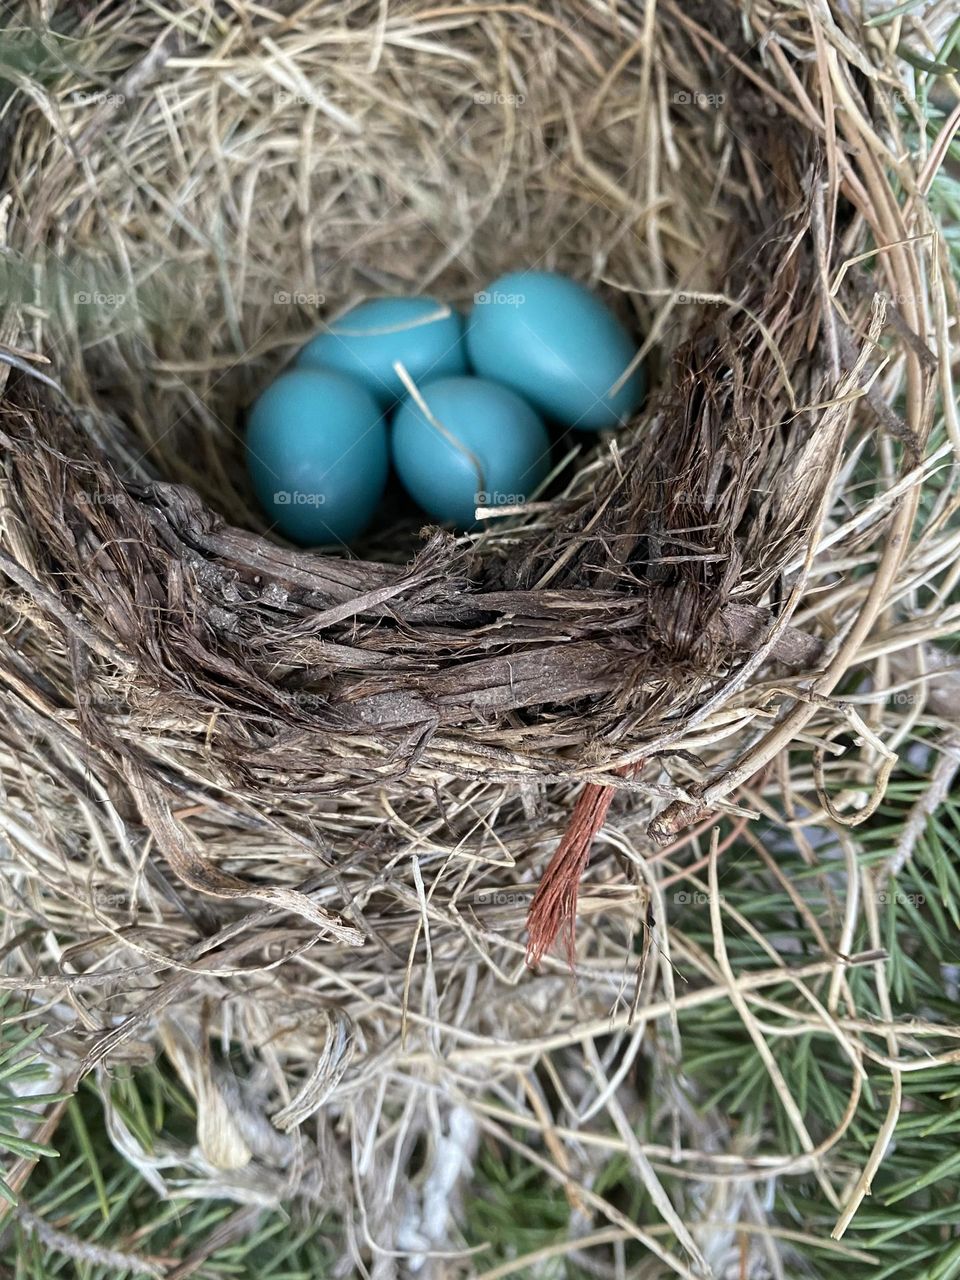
[525,781,616,967]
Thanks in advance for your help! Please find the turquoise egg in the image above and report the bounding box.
[392,375,551,528]
[467,270,645,430]
[296,296,467,407]
[246,368,388,545]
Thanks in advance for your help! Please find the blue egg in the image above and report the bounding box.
[296,296,467,408]
[246,368,388,545]
[392,375,551,528]
[467,270,645,430]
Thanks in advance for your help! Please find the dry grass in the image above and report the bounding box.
[0,0,958,1275]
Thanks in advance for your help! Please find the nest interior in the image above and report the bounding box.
[0,0,954,1269]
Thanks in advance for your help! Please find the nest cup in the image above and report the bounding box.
[0,0,949,1267]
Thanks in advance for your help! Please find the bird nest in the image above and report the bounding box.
[0,0,955,1272]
